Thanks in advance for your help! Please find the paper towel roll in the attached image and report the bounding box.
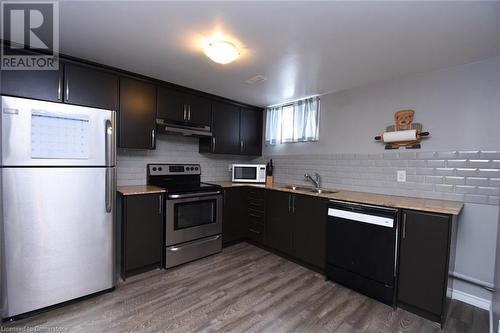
[382,130,417,143]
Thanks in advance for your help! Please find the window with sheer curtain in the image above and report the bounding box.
[265,96,320,145]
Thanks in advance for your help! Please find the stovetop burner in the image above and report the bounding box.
[147,163,221,194]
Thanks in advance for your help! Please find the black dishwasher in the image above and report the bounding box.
[326,200,399,305]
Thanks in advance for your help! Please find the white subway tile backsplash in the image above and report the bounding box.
[467,160,492,168]
[466,177,490,186]
[490,178,500,187]
[478,169,500,178]
[436,151,458,159]
[444,176,466,185]
[426,176,444,184]
[427,160,446,168]
[117,135,257,186]
[456,168,479,177]
[434,184,454,192]
[455,185,477,194]
[457,150,481,159]
[417,152,437,159]
[446,160,467,168]
[116,142,500,206]
[263,150,500,205]
[435,168,455,176]
[489,196,500,205]
[398,152,417,159]
[480,151,500,160]
[416,168,435,176]
[477,186,500,196]
[407,160,426,167]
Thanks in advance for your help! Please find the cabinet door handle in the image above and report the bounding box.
[292,195,296,213]
[248,228,261,235]
[183,104,187,121]
[212,137,216,152]
[57,76,62,100]
[188,105,191,120]
[65,79,69,101]
[151,129,155,148]
[402,213,407,239]
[240,140,244,153]
[159,195,162,215]
[288,194,291,212]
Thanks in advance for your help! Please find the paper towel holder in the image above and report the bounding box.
[374,109,430,149]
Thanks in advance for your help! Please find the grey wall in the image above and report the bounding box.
[264,57,500,155]
[263,57,500,305]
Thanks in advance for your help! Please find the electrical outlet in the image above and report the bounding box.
[397,170,406,182]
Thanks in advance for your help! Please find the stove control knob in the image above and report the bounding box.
[185,167,189,171]
[158,167,162,171]
[152,167,157,171]
[195,167,199,170]
[190,167,195,171]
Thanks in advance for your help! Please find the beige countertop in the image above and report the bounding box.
[210,181,464,215]
[117,185,166,196]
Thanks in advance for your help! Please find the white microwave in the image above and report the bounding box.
[232,164,267,183]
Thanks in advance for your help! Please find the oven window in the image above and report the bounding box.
[234,167,257,180]
[174,199,216,230]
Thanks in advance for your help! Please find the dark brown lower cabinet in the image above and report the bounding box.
[246,188,266,243]
[222,187,247,245]
[397,209,455,327]
[292,194,327,269]
[265,190,292,254]
[118,192,163,279]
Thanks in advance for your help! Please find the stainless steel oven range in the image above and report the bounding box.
[147,164,222,268]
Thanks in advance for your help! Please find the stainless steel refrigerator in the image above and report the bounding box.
[0,95,116,319]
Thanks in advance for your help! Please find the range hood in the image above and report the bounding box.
[156,119,212,137]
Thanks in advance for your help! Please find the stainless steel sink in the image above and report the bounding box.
[311,188,337,194]
[283,185,337,195]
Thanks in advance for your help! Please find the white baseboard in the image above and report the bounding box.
[451,289,491,310]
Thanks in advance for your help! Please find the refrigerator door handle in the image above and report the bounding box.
[105,168,115,214]
[105,119,115,166]
[105,168,113,213]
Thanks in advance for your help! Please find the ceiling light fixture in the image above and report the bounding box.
[204,40,240,64]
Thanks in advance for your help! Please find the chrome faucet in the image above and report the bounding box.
[304,172,321,189]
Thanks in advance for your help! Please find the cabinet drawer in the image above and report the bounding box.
[247,220,265,243]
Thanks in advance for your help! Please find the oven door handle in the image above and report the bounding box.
[168,191,222,199]
[167,235,221,252]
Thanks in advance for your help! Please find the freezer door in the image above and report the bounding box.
[1,167,116,318]
[1,96,115,167]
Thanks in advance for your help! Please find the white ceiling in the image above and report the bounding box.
[59,1,500,107]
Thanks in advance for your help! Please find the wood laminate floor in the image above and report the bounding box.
[2,243,489,333]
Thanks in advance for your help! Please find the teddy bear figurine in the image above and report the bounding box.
[375,109,429,149]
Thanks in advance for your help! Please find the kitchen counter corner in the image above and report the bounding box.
[117,185,166,196]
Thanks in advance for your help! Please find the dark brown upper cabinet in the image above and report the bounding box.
[240,107,263,156]
[63,62,118,110]
[1,66,63,103]
[157,86,211,127]
[199,101,263,156]
[186,93,211,126]
[206,101,241,155]
[119,77,157,149]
